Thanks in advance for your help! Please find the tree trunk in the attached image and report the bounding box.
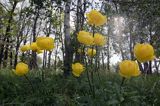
[107,28,110,71]
[63,0,73,77]
[138,61,144,73]
[47,12,52,68]
[144,62,149,74]
[148,61,152,74]
[74,0,82,62]
[129,31,134,60]
[3,1,17,67]
[74,0,86,63]
[9,45,13,67]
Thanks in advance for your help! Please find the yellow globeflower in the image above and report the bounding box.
[87,48,96,57]
[30,42,40,52]
[86,10,107,26]
[72,63,84,77]
[94,33,106,46]
[119,60,140,78]
[134,43,155,62]
[77,31,94,45]
[20,44,30,52]
[36,37,55,51]
[14,62,29,76]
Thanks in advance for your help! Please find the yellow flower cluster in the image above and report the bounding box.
[134,43,155,62]
[87,48,96,57]
[119,43,155,78]
[77,31,106,46]
[36,37,55,51]
[94,33,106,46]
[14,62,29,76]
[20,36,54,54]
[72,63,84,77]
[86,10,107,26]
[30,42,40,52]
[20,44,30,52]
[77,31,94,45]
[119,60,140,78]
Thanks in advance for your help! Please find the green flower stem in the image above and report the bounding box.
[81,45,86,63]
[24,75,34,93]
[85,57,93,95]
[82,45,93,94]
[90,25,96,98]
[42,50,47,81]
[120,77,125,87]
[95,46,101,81]
[87,70,93,94]
[120,77,125,93]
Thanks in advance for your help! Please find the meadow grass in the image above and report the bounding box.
[0,68,160,106]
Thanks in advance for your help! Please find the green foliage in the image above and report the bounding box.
[0,69,160,105]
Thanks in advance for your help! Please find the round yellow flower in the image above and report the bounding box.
[119,60,140,78]
[86,10,107,26]
[87,48,96,57]
[20,44,30,52]
[36,37,55,51]
[14,62,29,76]
[72,63,84,77]
[134,43,155,62]
[77,31,94,45]
[94,33,106,46]
[30,42,40,52]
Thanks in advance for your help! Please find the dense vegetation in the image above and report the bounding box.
[0,69,160,105]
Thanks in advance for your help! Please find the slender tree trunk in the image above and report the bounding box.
[120,46,125,60]
[129,31,134,60]
[14,44,19,67]
[101,51,105,70]
[138,61,144,73]
[154,60,160,74]
[74,0,86,63]
[43,50,47,68]
[3,1,17,67]
[0,46,4,68]
[3,38,9,67]
[107,33,110,71]
[63,0,73,77]
[47,11,52,68]
[148,61,152,74]
[48,51,52,68]
[58,8,65,66]
[144,62,149,74]
[9,45,13,67]
[148,25,153,74]
[75,0,82,62]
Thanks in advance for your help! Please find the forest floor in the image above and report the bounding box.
[0,68,160,106]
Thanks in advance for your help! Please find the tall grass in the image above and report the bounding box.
[0,68,160,105]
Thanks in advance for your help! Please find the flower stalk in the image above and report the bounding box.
[24,75,34,93]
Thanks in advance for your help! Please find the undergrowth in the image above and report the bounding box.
[0,68,160,106]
